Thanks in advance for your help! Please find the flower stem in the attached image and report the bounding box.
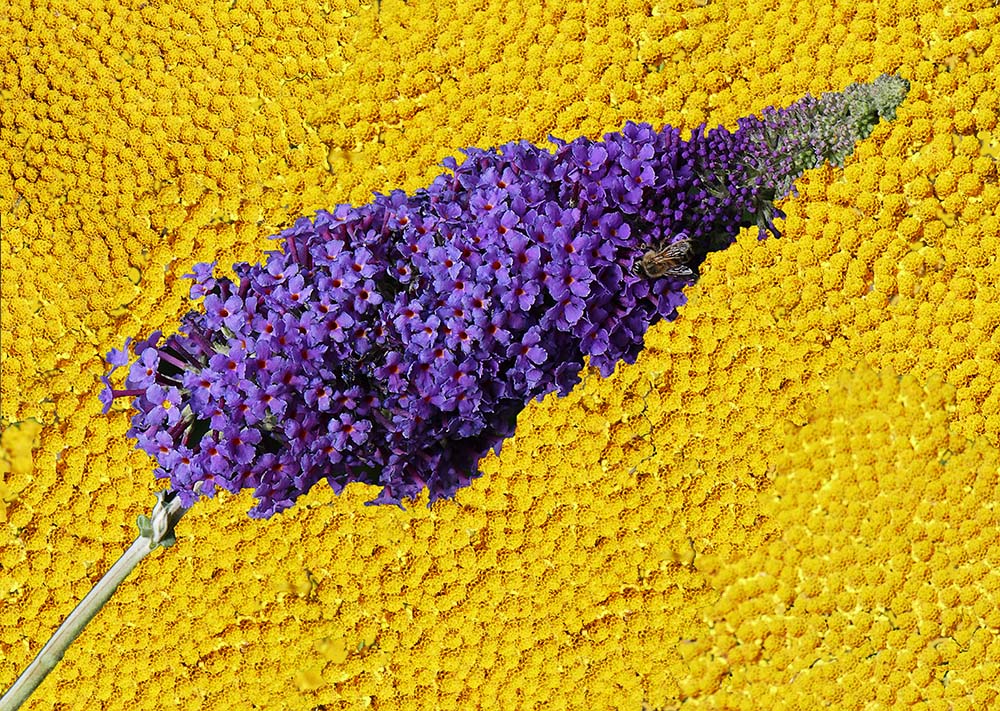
[0,491,189,711]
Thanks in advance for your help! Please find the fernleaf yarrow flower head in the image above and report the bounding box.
[101,75,909,518]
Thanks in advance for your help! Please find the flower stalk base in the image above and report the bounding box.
[0,492,188,711]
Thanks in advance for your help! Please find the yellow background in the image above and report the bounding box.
[2,0,998,708]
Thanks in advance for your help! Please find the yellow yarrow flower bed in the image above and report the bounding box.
[1,0,998,709]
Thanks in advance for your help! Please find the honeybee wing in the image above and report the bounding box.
[661,238,693,278]
[660,237,691,260]
[664,263,694,278]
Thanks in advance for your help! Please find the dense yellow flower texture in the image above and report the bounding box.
[1,0,998,708]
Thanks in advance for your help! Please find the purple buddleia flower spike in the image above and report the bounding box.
[102,75,909,518]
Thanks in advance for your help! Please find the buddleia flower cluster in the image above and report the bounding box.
[101,74,909,518]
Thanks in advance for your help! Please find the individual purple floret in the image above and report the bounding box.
[102,74,909,518]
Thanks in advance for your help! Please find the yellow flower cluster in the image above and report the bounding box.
[2,0,998,709]
[665,363,1000,710]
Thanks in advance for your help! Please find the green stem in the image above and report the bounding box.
[0,491,189,711]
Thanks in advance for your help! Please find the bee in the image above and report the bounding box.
[636,235,694,279]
